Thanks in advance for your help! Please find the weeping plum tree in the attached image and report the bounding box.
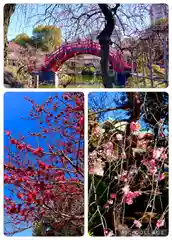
[5,3,152,87]
[4,92,84,236]
[88,92,168,236]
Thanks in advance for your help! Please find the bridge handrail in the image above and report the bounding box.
[30,39,131,72]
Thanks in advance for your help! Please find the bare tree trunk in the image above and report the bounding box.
[4,4,16,66]
[98,4,120,88]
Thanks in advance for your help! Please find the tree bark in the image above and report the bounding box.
[4,4,16,66]
[98,4,120,88]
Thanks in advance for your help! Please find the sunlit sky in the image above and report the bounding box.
[7,4,153,41]
[4,92,83,236]
[4,92,59,236]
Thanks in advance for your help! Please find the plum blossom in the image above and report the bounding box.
[153,147,165,160]
[103,228,109,236]
[104,203,109,209]
[159,173,165,181]
[122,184,130,194]
[119,170,128,182]
[89,167,95,175]
[130,121,140,132]
[156,219,165,228]
[141,159,157,174]
[104,141,113,151]
[103,228,114,236]
[107,199,113,205]
[134,220,142,228]
[103,141,114,160]
[116,133,123,141]
[107,231,114,236]
[110,193,117,199]
[125,191,142,205]
[89,150,97,159]
[93,126,104,138]
[123,186,142,205]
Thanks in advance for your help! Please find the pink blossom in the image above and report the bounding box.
[124,191,141,205]
[5,131,11,136]
[133,191,142,197]
[159,132,165,137]
[153,148,164,159]
[116,133,123,141]
[122,185,130,194]
[125,197,133,205]
[161,153,167,160]
[106,149,113,159]
[104,141,114,151]
[89,151,97,159]
[93,126,102,138]
[130,121,140,131]
[134,220,142,228]
[149,166,157,174]
[107,199,113,205]
[159,173,165,181]
[141,159,157,174]
[156,219,165,228]
[103,228,109,236]
[119,171,128,182]
[104,203,109,209]
[89,168,95,174]
[107,231,114,236]
[110,193,117,199]
[149,159,156,167]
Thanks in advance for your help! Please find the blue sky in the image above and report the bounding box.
[4,92,83,236]
[88,92,161,130]
[4,92,59,236]
[7,4,151,41]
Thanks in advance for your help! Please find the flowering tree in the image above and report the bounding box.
[5,3,165,88]
[4,92,84,236]
[88,92,168,236]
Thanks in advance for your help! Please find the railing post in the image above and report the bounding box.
[33,75,39,88]
[148,38,153,87]
[163,33,168,86]
[55,73,59,88]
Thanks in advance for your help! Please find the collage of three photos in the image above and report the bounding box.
[3,2,169,237]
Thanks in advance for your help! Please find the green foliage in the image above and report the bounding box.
[83,65,95,73]
[127,55,166,88]
[59,74,75,86]
[154,18,168,26]
[32,25,62,52]
[13,33,32,47]
[33,221,45,236]
[88,231,94,236]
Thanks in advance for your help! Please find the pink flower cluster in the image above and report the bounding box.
[156,219,165,228]
[130,121,140,132]
[103,141,114,159]
[93,126,102,138]
[116,133,123,141]
[103,228,114,236]
[119,170,128,182]
[122,185,141,205]
[141,158,157,174]
[134,220,142,228]
[104,193,117,209]
[153,147,167,160]
[124,191,141,205]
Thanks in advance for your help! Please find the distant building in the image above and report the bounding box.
[150,4,168,25]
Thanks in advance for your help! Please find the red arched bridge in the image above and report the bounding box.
[28,40,133,73]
